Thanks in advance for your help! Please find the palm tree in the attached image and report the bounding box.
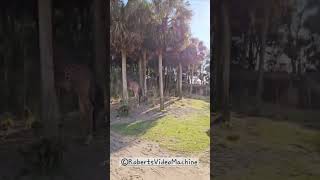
[148,0,177,110]
[110,0,142,104]
[254,0,290,108]
[134,0,153,97]
[168,1,192,99]
[38,0,59,137]
[93,0,107,114]
[213,0,231,122]
[148,0,192,109]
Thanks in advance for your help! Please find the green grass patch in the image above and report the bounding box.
[223,158,320,180]
[172,98,209,111]
[216,116,320,151]
[112,120,157,136]
[112,98,210,153]
[214,114,320,180]
[144,113,210,152]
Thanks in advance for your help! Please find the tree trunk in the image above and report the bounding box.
[93,0,107,110]
[158,50,164,110]
[38,0,59,137]
[93,0,108,130]
[165,67,170,96]
[179,62,182,99]
[190,64,194,95]
[121,49,128,104]
[291,59,297,74]
[3,51,9,113]
[213,0,222,113]
[256,7,270,108]
[143,50,147,96]
[221,0,231,122]
[22,39,28,122]
[139,57,143,93]
[2,9,10,113]
[176,66,179,96]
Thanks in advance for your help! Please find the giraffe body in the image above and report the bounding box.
[55,63,98,144]
[127,79,142,105]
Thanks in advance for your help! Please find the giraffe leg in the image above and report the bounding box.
[135,90,139,107]
[81,95,94,145]
[85,99,94,145]
[78,95,94,145]
[78,96,87,139]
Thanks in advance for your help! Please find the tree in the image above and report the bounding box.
[165,0,192,99]
[220,0,231,122]
[110,0,142,105]
[38,0,59,137]
[134,0,153,97]
[244,0,290,108]
[148,0,179,110]
[93,0,108,121]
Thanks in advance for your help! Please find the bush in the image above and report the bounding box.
[0,112,15,131]
[117,102,129,117]
[19,137,66,176]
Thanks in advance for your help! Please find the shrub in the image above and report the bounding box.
[19,137,66,176]
[0,112,15,131]
[117,102,129,117]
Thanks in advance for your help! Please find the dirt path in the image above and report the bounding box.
[0,113,107,180]
[110,131,210,180]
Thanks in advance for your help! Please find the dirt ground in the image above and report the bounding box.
[110,97,210,180]
[0,112,107,180]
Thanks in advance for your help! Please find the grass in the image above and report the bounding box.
[172,98,209,110]
[144,113,209,152]
[217,117,319,148]
[112,98,210,153]
[214,115,320,180]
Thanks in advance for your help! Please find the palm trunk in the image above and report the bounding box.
[256,7,270,108]
[176,66,179,96]
[23,41,28,122]
[3,53,9,112]
[213,0,222,112]
[143,50,147,96]
[121,49,128,104]
[93,0,107,111]
[38,0,59,137]
[139,57,143,93]
[158,50,164,110]
[190,64,194,94]
[291,59,297,74]
[221,0,231,122]
[179,62,182,99]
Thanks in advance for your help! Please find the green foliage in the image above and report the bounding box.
[0,113,15,131]
[31,121,43,137]
[117,102,130,116]
[25,109,36,128]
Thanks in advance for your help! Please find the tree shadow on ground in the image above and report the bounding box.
[0,111,108,180]
[211,112,320,180]
[110,97,179,154]
[232,102,320,130]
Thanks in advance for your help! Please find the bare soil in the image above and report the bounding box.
[0,112,107,180]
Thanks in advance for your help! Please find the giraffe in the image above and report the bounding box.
[127,79,142,105]
[54,62,102,145]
